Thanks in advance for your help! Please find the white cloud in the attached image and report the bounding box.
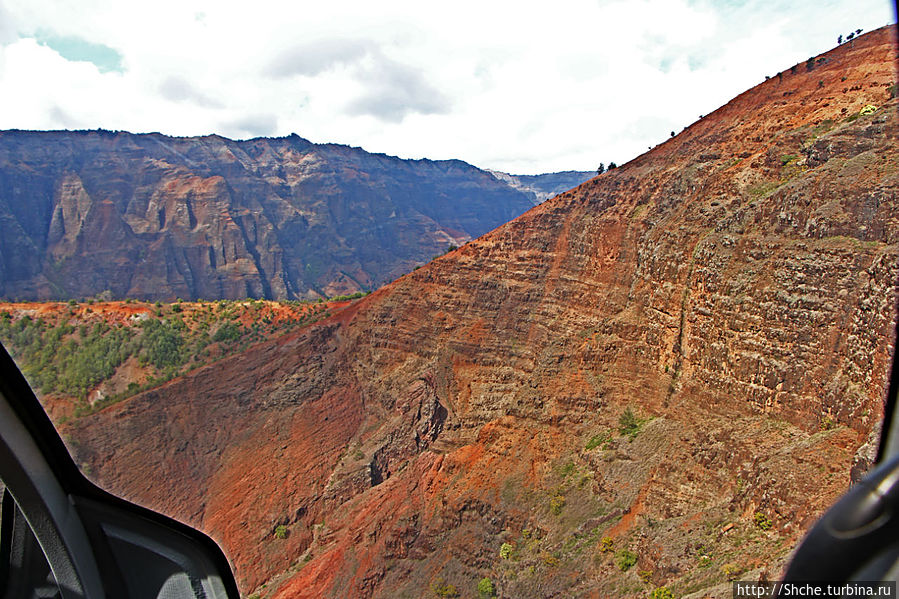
[343,53,451,122]
[266,39,375,78]
[158,75,223,108]
[222,113,279,139]
[0,1,16,45]
[0,0,894,173]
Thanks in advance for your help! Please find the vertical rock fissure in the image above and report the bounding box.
[666,233,706,405]
[233,215,274,299]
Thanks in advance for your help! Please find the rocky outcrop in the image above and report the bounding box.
[69,27,898,598]
[0,131,538,301]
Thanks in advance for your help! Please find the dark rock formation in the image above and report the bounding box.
[0,131,537,301]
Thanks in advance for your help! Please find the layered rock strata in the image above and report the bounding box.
[69,27,898,598]
[0,132,539,300]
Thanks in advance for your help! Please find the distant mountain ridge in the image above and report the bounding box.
[487,170,595,204]
[0,130,586,301]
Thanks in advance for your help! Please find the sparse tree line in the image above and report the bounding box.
[838,29,863,45]
[596,162,617,175]
[594,27,869,174]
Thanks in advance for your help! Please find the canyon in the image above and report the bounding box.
[11,26,898,599]
[0,128,590,302]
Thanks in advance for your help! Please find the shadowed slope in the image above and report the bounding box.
[0,132,537,301]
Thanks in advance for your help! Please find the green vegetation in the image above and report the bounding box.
[618,407,647,439]
[140,319,185,369]
[0,299,346,418]
[212,321,243,344]
[630,204,648,220]
[599,536,614,553]
[616,549,638,571]
[542,552,560,567]
[0,317,133,398]
[585,431,612,451]
[747,180,781,199]
[431,579,460,597]
[753,512,772,530]
[549,494,566,515]
[274,524,288,539]
[500,542,514,559]
[649,587,676,599]
[721,563,742,580]
[329,291,370,302]
[811,119,835,137]
[477,577,496,598]
[720,157,743,171]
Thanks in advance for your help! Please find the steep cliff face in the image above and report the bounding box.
[0,132,537,301]
[68,28,898,598]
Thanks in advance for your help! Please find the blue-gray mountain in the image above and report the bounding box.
[0,130,592,301]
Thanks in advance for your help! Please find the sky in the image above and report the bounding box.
[0,1,894,174]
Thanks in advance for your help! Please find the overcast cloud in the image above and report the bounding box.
[0,0,893,173]
[344,53,451,122]
[267,38,374,78]
[159,75,223,108]
[223,113,279,138]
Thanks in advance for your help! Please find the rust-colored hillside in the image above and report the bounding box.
[69,27,898,598]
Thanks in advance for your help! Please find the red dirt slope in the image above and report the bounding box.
[69,27,898,598]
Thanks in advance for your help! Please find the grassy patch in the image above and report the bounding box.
[431,579,460,597]
[549,494,566,515]
[615,549,638,571]
[811,119,835,137]
[721,157,743,170]
[585,431,613,451]
[618,407,649,439]
[747,180,780,199]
